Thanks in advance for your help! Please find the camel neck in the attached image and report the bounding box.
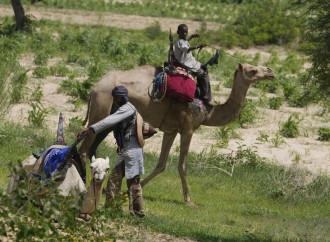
[203,73,250,126]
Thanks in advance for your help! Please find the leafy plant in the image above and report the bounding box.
[317,127,330,141]
[268,97,282,110]
[33,66,50,78]
[270,132,286,147]
[280,113,303,138]
[28,100,49,127]
[256,131,269,143]
[49,64,70,77]
[34,52,49,66]
[239,99,258,127]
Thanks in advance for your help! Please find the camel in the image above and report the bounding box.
[79,63,275,203]
[7,154,110,214]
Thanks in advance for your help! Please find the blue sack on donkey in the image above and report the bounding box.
[42,146,70,179]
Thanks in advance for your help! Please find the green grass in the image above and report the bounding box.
[0,122,329,241]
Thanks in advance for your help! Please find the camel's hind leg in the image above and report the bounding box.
[140,131,177,187]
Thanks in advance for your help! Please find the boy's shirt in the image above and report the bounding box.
[174,38,201,72]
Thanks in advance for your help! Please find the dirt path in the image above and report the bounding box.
[0,4,220,32]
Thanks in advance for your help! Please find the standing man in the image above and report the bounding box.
[174,23,219,106]
[78,86,145,217]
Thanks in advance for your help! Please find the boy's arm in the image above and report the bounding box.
[187,33,200,42]
[188,43,207,52]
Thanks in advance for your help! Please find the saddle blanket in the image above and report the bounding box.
[163,70,196,102]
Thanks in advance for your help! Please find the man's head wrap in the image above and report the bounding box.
[112,86,129,104]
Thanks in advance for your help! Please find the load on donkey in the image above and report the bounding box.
[79,24,275,204]
[7,113,110,215]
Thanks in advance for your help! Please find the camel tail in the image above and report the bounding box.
[82,94,91,126]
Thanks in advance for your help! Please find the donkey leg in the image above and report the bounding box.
[140,131,177,187]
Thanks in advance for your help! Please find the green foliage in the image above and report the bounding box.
[270,132,286,148]
[299,0,330,104]
[269,97,282,110]
[144,21,162,40]
[49,64,70,77]
[256,131,269,143]
[239,99,258,127]
[10,69,29,104]
[0,163,120,240]
[280,113,303,138]
[215,122,240,148]
[33,66,50,78]
[34,52,49,65]
[317,127,330,141]
[27,88,49,127]
[215,0,299,47]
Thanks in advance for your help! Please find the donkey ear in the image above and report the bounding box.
[106,156,109,163]
[238,63,243,72]
[91,155,96,163]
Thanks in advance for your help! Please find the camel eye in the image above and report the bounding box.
[252,70,257,75]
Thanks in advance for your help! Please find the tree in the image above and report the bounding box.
[302,0,330,104]
[11,0,28,31]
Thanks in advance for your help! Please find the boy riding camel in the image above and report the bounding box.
[173,24,219,106]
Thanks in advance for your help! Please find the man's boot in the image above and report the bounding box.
[127,176,145,217]
[105,162,125,208]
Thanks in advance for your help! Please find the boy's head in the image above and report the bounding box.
[177,24,188,40]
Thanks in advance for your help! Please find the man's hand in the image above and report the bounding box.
[191,33,200,38]
[77,127,90,140]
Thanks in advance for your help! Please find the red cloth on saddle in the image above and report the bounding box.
[163,72,196,102]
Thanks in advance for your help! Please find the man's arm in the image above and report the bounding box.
[90,104,135,134]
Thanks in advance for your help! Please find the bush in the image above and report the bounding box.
[239,99,258,127]
[280,113,303,138]
[269,97,282,110]
[33,66,50,78]
[317,127,330,141]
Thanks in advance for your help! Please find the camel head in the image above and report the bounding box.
[237,63,275,84]
[90,156,110,182]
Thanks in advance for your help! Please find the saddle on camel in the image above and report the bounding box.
[152,24,219,107]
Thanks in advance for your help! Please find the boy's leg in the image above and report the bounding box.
[105,161,125,208]
[196,67,213,106]
[127,175,145,217]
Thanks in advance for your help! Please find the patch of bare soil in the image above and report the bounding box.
[0,4,220,33]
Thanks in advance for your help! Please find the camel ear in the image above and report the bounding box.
[238,63,243,72]
[91,155,96,163]
[106,156,109,164]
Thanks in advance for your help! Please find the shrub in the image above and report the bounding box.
[269,97,282,110]
[238,99,258,127]
[280,113,303,138]
[317,127,330,141]
[33,66,50,78]
[34,52,49,66]
[144,21,162,40]
[49,65,70,77]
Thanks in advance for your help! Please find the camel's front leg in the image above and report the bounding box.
[179,132,193,203]
[140,131,177,187]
